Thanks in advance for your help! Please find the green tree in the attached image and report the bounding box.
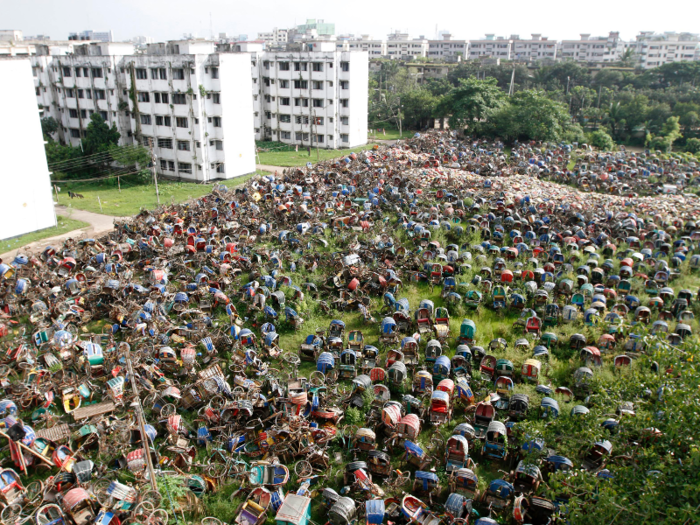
[82,113,120,156]
[491,90,573,143]
[41,116,59,138]
[400,88,441,130]
[588,129,615,150]
[659,115,682,152]
[438,77,505,135]
[685,137,700,153]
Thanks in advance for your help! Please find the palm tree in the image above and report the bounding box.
[618,48,636,68]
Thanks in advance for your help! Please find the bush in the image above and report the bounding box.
[345,407,363,426]
[588,130,615,150]
[685,137,700,154]
[562,124,586,145]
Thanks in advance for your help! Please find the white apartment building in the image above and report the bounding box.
[251,49,368,148]
[558,32,623,63]
[468,35,512,60]
[69,30,114,42]
[386,32,429,59]
[31,40,256,182]
[341,36,387,57]
[511,34,557,62]
[632,32,700,69]
[0,59,56,239]
[257,28,288,45]
[428,34,467,60]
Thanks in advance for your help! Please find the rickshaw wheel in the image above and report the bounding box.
[201,518,223,525]
[1,504,22,525]
[160,403,177,417]
[92,478,113,507]
[295,460,313,478]
[148,509,169,525]
[140,489,163,508]
[25,481,43,506]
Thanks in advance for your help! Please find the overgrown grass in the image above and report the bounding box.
[256,143,374,167]
[368,127,412,141]
[53,170,270,216]
[0,216,89,249]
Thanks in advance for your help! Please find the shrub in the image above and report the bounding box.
[685,137,700,154]
[588,130,615,150]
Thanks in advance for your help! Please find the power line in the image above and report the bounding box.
[51,169,145,184]
[48,144,144,170]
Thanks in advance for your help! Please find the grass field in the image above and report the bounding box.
[368,127,413,141]
[53,170,270,216]
[1,216,89,251]
[256,142,374,167]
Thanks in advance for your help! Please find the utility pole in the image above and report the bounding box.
[313,109,319,162]
[508,67,516,96]
[149,138,160,205]
[124,343,158,491]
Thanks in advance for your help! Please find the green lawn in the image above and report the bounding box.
[1,216,89,251]
[257,144,373,167]
[53,170,270,216]
[368,127,413,141]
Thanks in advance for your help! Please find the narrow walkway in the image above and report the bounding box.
[0,205,125,260]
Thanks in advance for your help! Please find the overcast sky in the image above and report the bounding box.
[5,0,700,42]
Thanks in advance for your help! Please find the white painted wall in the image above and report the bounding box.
[346,52,368,147]
[0,59,56,240]
[219,54,256,178]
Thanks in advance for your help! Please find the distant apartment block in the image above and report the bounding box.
[69,30,114,42]
[558,32,624,63]
[468,35,512,60]
[631,32,700,69]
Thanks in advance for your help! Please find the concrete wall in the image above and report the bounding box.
[0,59,56,239]
[346,52,368,147]
[219,54,256,178]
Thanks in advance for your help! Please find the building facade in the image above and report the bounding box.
[511,34,557,62]
[69,30,114,42]
[428,34,467,60]
[251,49,368,148]
[31,41,256,182]
[468,35,512,60]
[631,32,700,69]
[0,59,56,239]
[257,28,288,45]
[558,32,624,63]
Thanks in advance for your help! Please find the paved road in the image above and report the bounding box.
[0,205,125,261]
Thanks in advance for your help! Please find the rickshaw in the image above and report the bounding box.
[339,350,357,380]
[300,334,322,362]
[412,370,433,396]
[401,337,419,367]
[582,440,612,472]
[455,378,475,407]
[386,349,404,368]
[361,346,379,373]
[449,468,479,499]
[393,311,412,334]
[0,468,25,507]
[415,308,432,336]
[510,461,542,495]
[495,359,514,378]
[367,451,391,477]
[451,353,470,380]
[479,355,497,381]
[249,464,290,487]
[444,493,472,521]
[580,346,602,367]
[275,494,311,525]
[464,291,482,310]
[381,401,402,430]
[387,362,408,393]
[525,316,542,336]
[425,340,443,363]
[540,397,559,419]
[234,487,272,525]
[542,455,573,480]
[433,308,450,345]
[483,421,508,460]
[521,359,541,383]
[473,403,496,439]
[348,331,364,352]
[494,376,514,410]
[328,320,346,341]
[316,352,335,375]
[459,319,476,345]
[446,435,470,472]
[544,304,560,327]
[481,479,514,511]
[61,488,98,525]
[365,500,385,525]
[329,497,356,525]
[379,318,399,348]
[397,414,421,441]
[492,286,507,311]
[404,441,432,470]
[430,390,452,426]
[354,428,376,452]
[433,356,451,382]
[508,394,529,420]
[412,471,440,503]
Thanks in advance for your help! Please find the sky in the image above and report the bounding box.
[4,0,700,43]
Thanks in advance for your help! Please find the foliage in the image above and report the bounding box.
[344,407,363,426]
[438,77,505,135]
[685,137,700,153]
[82,113,120,157]
[41,116,59,137]
[490,90,573,142]
[588,129,615,150]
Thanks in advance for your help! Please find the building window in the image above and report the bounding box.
[340,81,349,89]
[172,68,185,80]
[314,135,324,144]
[66,88,75,98]
[100,111,108,120]
[177,140,190,151]
[160,159,168,170]
[77,89,84,99]
[137,92,150,102]
[94,89,106,100]
[293,80,308,89]
[80,109,87,118]
[341,134,349,142]
[158,138,173,149]
[210,67,219,79]
[178,162,192,174]
[216,163,225,173]
[176,117,188,128]
[154,92,161,103]
[328,134,333,142]
[279,114,291,123]
[140,114,152,125]
[91,68,102,78]
[280,131,291,139]
[312,62,323,72]
[278,80,289,89]
[294,62,307,72]
[69,109,78,118]
[280,97,290,106]
[313,81,323,90]
[279,62,290,71]
[173,93,187,104]
[150,68,159,79]
[312,99,324,108]
[295,132,309,141]
[135,68,148,79]
[340,61,349,72]
[264,111,271,120]
[160,93,169,104]
[213,117,222,127]
[70,129,81,138]
[62,67,71,77]
[155,116,164,126]
[295,98,309,107]
[212,93,220,103]
[341,116,349,125]
[210,140,223,150]
[86,89,92,99]
[295,116,310,125]
[340,99,349,108]
[314,116,324,125]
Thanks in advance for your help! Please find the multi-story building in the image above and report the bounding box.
[69,30,114,42]
[0,58,56,239]
[340,36,387,57]
[558,32,623,63]
[257,28,288,45]
[511,34,557,62]
[631,32,700,69]
[385,32,429,59]
[428,34,467,60]
[31,40,256,182]
[251,46,368,148]
[468,35,512,60]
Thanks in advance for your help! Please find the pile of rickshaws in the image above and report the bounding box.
[0,130,698,525]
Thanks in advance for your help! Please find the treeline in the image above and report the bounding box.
[370,60,700,153]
